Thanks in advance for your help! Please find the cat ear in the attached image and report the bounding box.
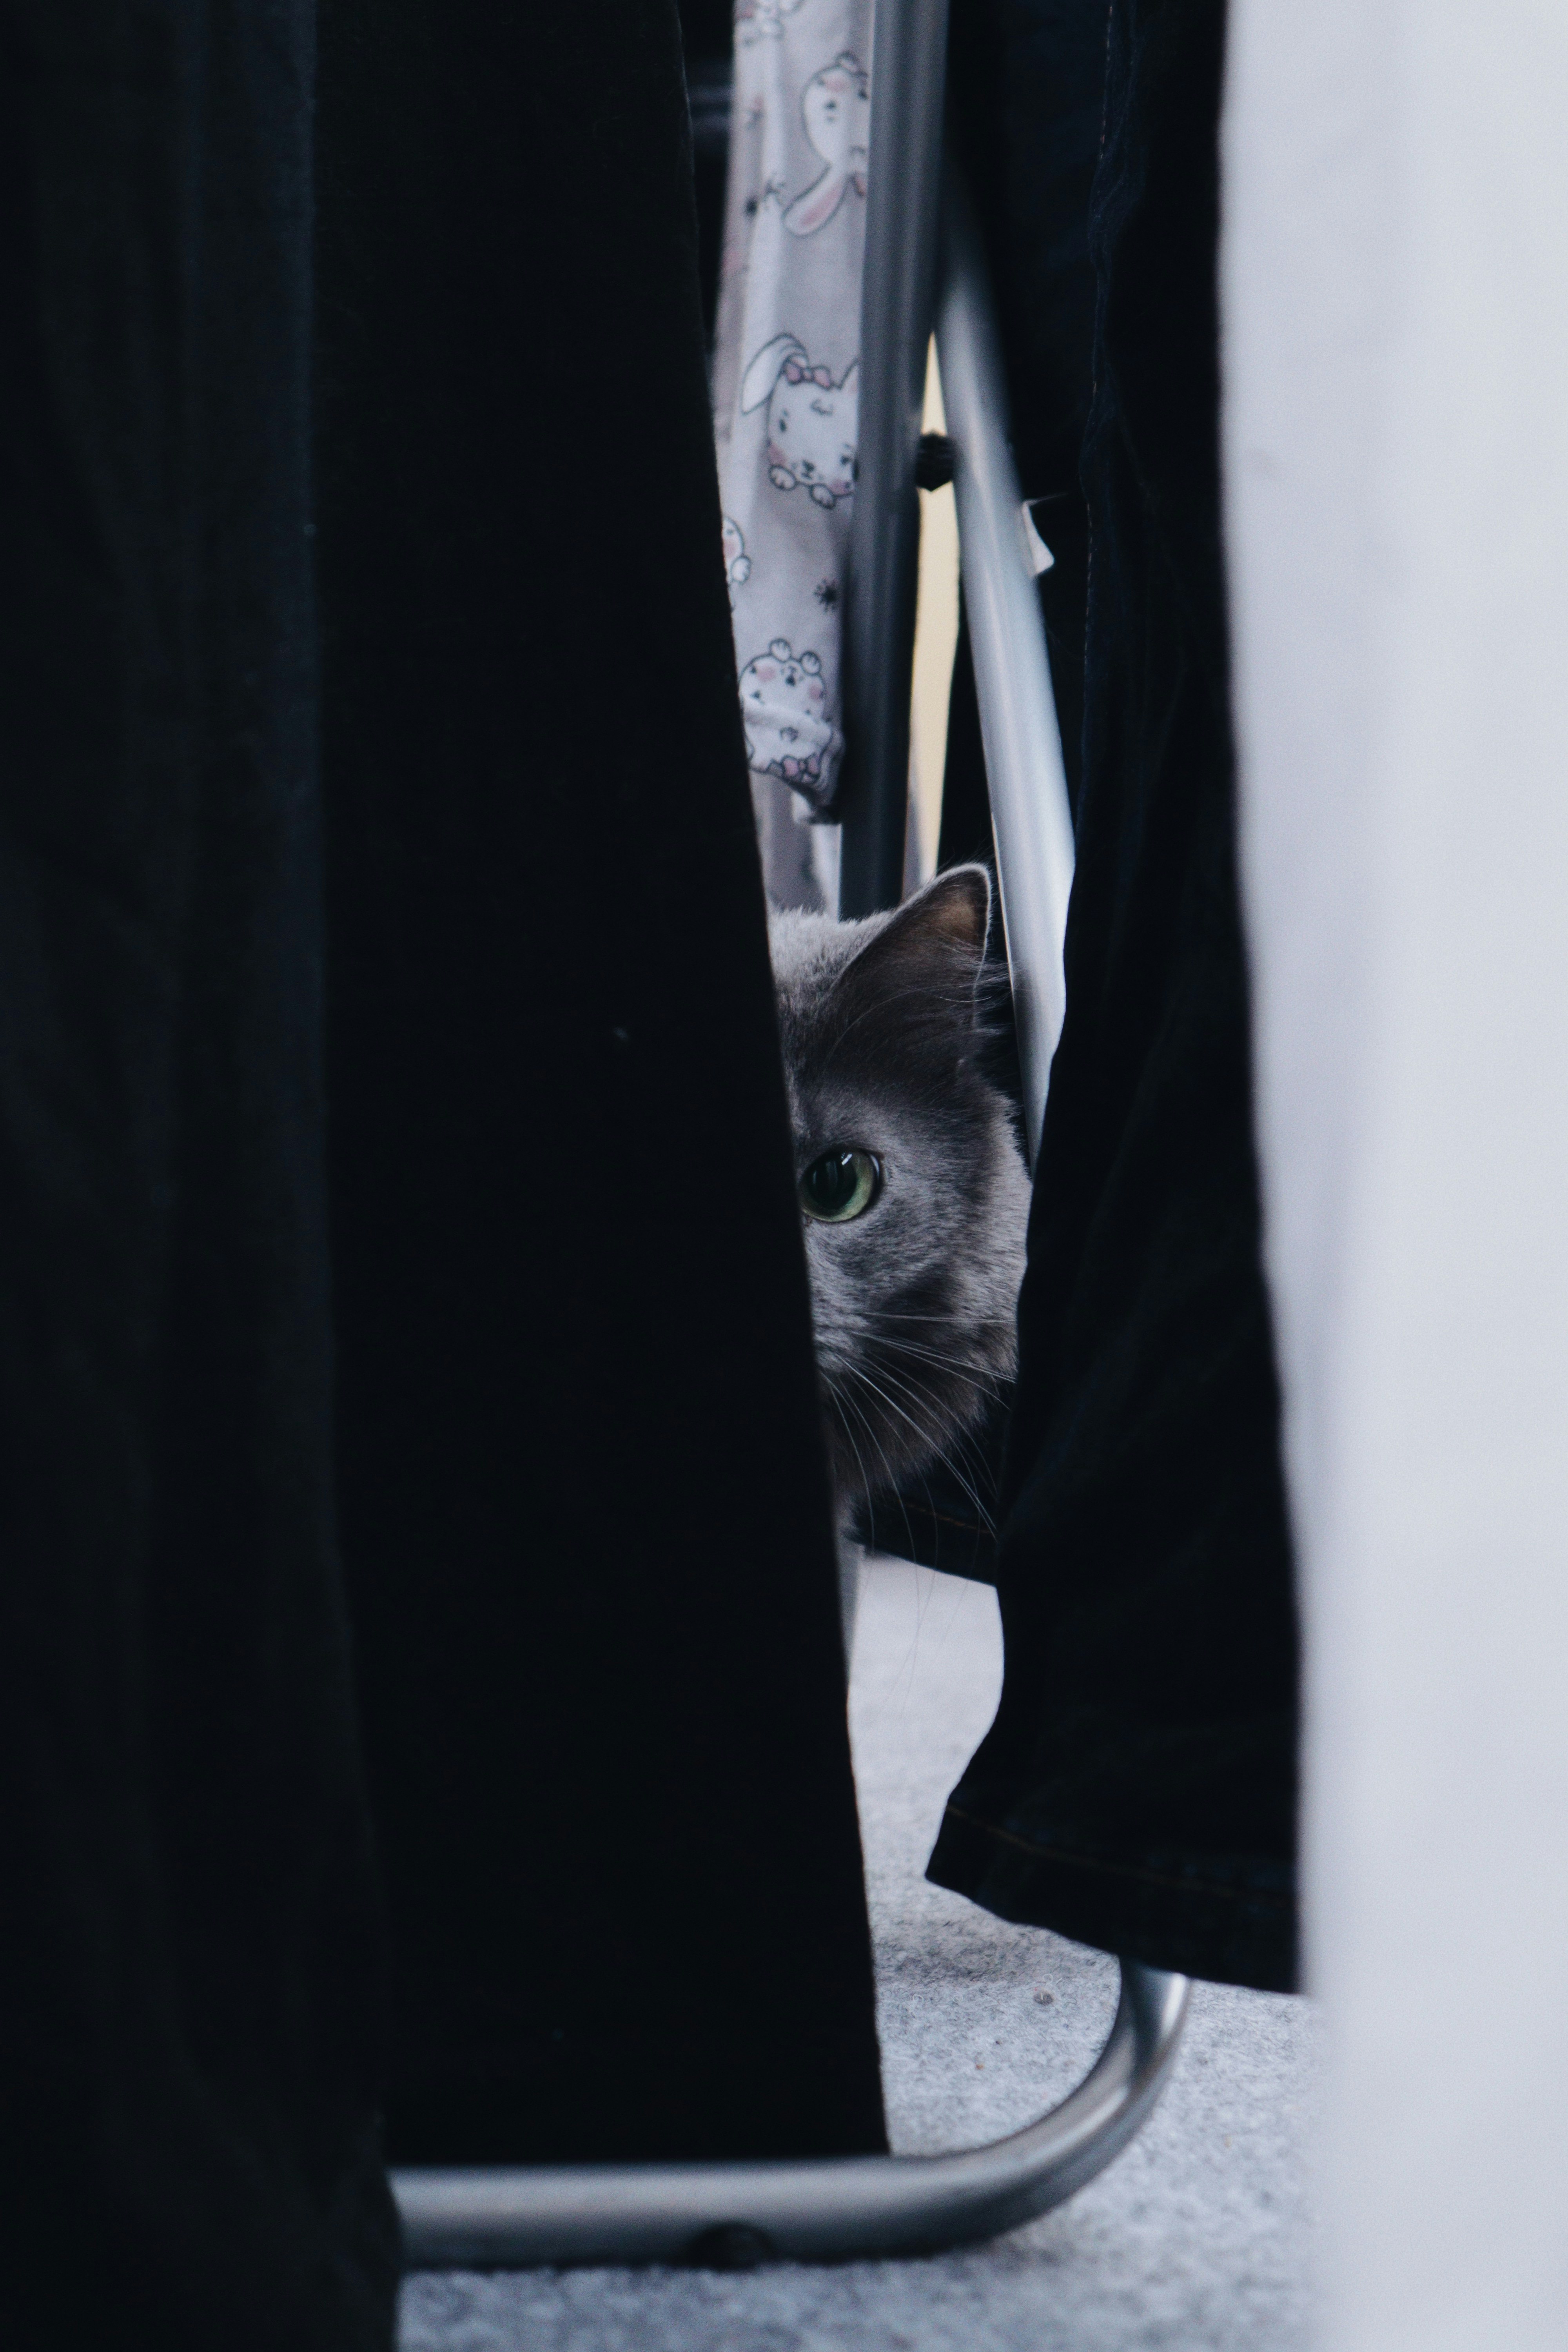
[832,866,993,1057]
[853,864,991,973]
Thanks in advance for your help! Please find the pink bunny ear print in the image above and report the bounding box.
[741,334,808,414]
[783,54,870,237]
[784,166,854,238]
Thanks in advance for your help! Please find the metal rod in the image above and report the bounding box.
[395,1959,1188,2269]
[936,173,1076,1163]
[837,0,952,917]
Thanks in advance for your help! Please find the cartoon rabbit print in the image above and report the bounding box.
[740,334,858,508]
[739,639,839,791]
[783,54,869,236]
[734,0,804,42]
[722,516,751,595]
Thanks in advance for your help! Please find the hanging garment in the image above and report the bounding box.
[1227,0,1568,2333]
[940,0,1109,862]
[713,0,872,908]
[315,0,887,2165]
[929,0,1300,1994]
[0,5,397,2345]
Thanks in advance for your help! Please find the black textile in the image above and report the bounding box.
[315,0,887,2162]
[929,0,1301,1992]
[675,0,733,346]
[949,0,1108,506]
[0,5,397,2346]
[946,0,1107,831]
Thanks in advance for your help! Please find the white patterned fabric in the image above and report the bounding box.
[713,0,872,909]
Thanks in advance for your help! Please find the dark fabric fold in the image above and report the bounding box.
[0,4,398,2341]
[929,0,1300,1994]
[315,0,887,2163]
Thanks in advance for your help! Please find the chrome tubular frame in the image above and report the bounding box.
[394,1960,1189,2268]
[936,173,1077,1166]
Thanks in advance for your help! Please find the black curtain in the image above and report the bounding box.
[314,0,887,2163]
[930,0,1300,1993]
[0,4,397,2345]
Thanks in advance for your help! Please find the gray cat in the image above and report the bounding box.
[770,864,1031,1530]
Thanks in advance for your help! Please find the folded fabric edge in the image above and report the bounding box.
[927,1803,1298,1994]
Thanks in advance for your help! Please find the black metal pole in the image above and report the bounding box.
[837,0,952,917]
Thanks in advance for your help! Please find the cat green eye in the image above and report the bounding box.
[799,1147,880,1223]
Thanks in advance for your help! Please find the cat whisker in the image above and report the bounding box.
[942,1411,1006,1500]
[820,1329,1011,1401]
[846,1355,982,1458]
[850,1362,1000,1535]
[867,1308,999,1321]
[833,1382,922,1559]
[919,1445,1000,1537]
[827,1388,877,1512]
[858,1352,979,1430]
[865,1308,1025,1364]
[865,1330,1015,1405]
[844,1363,983,1507]
[898,1427,1000,1539]
[871,1321,1006,1349]
[870,1336,1011,1391]
[857,1413,924,1561]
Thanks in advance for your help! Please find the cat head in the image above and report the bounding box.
[769,866,1031,1518]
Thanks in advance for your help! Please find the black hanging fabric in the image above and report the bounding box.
[929,0,1301,1993]
[946,0,1107,833]
[0,6,397,2347]
[314,0,887,2163]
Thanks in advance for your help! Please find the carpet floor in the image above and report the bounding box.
[401,1556,1319,2351]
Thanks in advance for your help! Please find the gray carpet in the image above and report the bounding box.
[401,1557,1319,2351]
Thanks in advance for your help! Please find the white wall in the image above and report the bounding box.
[1221,5,1568,2345]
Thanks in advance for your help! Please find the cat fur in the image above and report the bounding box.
[769,864,1030,1523]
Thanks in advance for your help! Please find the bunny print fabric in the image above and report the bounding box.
[713,0,871,909]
